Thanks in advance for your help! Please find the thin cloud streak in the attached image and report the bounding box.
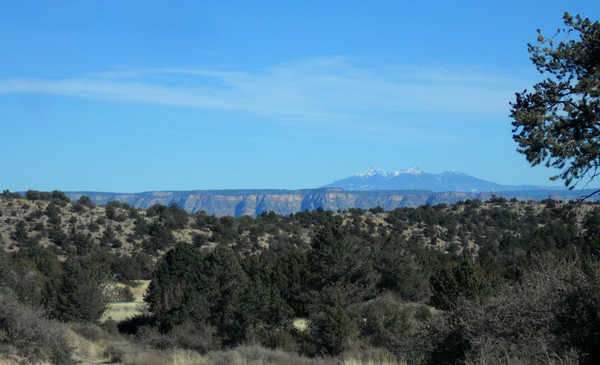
[0,58,524,121]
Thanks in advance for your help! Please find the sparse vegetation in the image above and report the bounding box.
[2,188,600,364]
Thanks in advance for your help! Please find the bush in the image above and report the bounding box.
[415,305,433,322]
[426,254,599,365]
[0,288,75,364]
[103,344,125,363]
[306,306,357,356]
[258,328,299,353]
[429,260,490,310]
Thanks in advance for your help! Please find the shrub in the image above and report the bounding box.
[258,328,299,353]
[0,288,75,364]
[426,254,599,365]
[415,305,433,322]
[306,306,357,356]
[429,260,490,310]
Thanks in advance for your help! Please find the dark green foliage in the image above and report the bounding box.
[26,190,52,201]
[353,297,413,352]
[105,200,127,221]
[511,13,600,188]
[52,191,70,206]
[11,220,28,243]
[54,258,109,322]
[241,256,294,327]
[70,230,93,255]
[306,223,379,309]
[45,201,61,225]
[143,221,175,252]
[146,244,249,344]
[583,208,600,256]
[426,255,599,365]
[48,224,67,246]
[554,261,600,364]
[111,252,154,282]
[144,244,208,330]
[147,203,189,230]
[429,261,490,311]
[306,305,357,356]
[134,216,150,236]
[100,225,118,248]
[75,195,95,209]
[376,235,433,302]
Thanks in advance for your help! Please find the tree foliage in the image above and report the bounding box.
[510,12,600,189]
[53,258,109,322]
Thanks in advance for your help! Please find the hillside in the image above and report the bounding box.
[2,190,600,364]
[2,190,599,259]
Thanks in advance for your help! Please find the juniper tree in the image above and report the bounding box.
[511,13,600,193]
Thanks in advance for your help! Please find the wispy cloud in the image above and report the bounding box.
[0,57,524,121]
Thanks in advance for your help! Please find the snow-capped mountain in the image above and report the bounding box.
[324,168,546,192]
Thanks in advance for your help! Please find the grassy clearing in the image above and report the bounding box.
[101,280,150,323]
[101,301,148,322]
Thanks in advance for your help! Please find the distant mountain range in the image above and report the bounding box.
[324,167,555,192]
[62,188,598,217]
[46,168,597,216]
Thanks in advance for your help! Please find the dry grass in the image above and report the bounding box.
[101,301,148,323]
[122,351,172,365]
[0,356,52,365]
[64,327,110,362]
[63,323,409,365]
[129,280,151,301]
[170,345,336,365]
[171,346,407,365]
[101,280,150,323]
[341,357,407,365]
[292,318,309,332]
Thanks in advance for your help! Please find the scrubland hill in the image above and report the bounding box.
[1,190,600,365]
[2,190,598,258]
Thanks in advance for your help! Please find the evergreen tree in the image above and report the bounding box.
[511,13,600,190]
[54,258,109,322]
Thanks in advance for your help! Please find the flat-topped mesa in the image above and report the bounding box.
[62,188,600,217]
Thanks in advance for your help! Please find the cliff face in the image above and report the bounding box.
[64,188,599,217]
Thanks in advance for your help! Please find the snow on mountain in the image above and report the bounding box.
[326,168,544,192]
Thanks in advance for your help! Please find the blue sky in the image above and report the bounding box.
[1,1,599,192]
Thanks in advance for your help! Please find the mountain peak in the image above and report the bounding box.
[326,168,517,192]
[353,167,388,177]
[354,167,425,178]
[404,167,424,175]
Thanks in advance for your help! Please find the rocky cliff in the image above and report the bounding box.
[64,188,599,217]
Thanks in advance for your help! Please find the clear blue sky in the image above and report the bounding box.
[2,1,599,192]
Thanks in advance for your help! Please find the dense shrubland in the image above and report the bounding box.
[1,190,600,364]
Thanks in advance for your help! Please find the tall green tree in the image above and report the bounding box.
[145,244,210,331]
[146,244,249,344]
[510,13,600,190]
[54,258,109,322]
[306,223,379,309]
